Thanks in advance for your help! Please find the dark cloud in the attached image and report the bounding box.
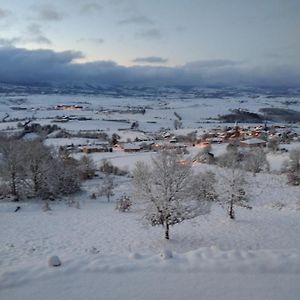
[31,4,64,21]
[183,59,241,69]
[132,56,168,64]
[30,35,52,45]
[0,37,21,47]
[80,3,102,14]
[136,28,162,39]
[0,8,11,19]
[0,24,52,47]
[0,47,299,88]
[175,26,186,32]
[26,24,52,45]
[0,47,83,84]
[118,16,154,25]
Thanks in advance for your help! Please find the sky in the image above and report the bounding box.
[0,0,300,87]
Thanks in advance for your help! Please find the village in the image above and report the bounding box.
[42,122,299,159]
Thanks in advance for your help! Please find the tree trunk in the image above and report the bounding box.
[11,171,17,196]
[229,197,235,220]
[165,223,170,240]
[34,174,39,194]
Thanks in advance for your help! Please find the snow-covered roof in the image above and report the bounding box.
[241,138,266,145]
[22,132,40,141]
[122,143,141,150]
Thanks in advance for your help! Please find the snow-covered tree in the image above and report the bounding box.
[218,168,251,220]
[111,133,120,146]
[133,150,211,240]
[217,147,243,169]
[289,149,300,171]
[78,155,96,180]
[192,171,218,202]
[267,138,279,152]
[243,148,269,175]
[98,174,115,202]
[287,149,300,186]
[40,155,81,198]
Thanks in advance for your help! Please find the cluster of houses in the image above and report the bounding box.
[199,124,299,148]
[53,139,112,154]
[51,123,299,158]
[117,140,188,153]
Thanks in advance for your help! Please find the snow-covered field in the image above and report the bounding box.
[1,93,300,135]
[1,168,300,300]
[0,93,300,300]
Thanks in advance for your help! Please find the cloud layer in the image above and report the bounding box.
[0,46,299,88]
[132,56,168,64]
[31,4,64,21]
[0,8,11,19]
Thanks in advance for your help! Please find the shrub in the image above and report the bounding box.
[116,194,132,212]
[100,159,128,176]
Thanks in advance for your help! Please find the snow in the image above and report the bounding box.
[1,167,300,300]
[0,93,300,299]
[1,93,299,135]
[2,271,299,300]
[241,138,266,145]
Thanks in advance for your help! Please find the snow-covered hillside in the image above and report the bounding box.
[1,168,300,300]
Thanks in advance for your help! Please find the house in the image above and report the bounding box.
[153,141,187,151]
[196,141,211,150]
[240,138,267,148]
[81,145,111,154]
[121,143,141,152]
[194,152,215,164]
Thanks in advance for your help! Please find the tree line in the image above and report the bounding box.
[0,137,92,200]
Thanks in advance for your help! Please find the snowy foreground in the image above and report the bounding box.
[1,169,300,300]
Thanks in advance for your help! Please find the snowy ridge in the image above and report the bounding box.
[1,247,300,290]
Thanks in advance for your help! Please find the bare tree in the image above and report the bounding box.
[133,150,211,240]
[0,138,25,198]
[174,119,183,130]
[22,140,53,196]
[0,138,81,200]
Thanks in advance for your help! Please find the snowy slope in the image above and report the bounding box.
[1,167,300,300]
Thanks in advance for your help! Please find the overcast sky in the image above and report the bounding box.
[0,0,300,87]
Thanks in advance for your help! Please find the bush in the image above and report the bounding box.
[78,156,96,180]
[100,160,128,176]
[116,194,132,212]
